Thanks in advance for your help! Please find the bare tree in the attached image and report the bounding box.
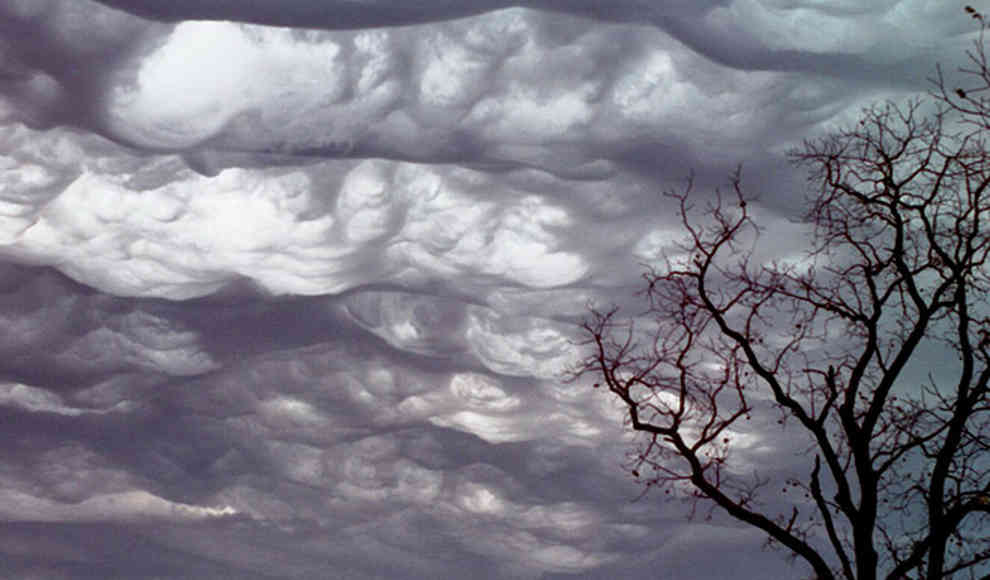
[574,9,990,580]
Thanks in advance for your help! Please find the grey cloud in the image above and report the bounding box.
[0,1,975,579]
[86,0,955,81]
[90,0,722,30]
[1,0,949,183]
[0,268,738,577]
[0,265,215,394]
[0,522,279,580]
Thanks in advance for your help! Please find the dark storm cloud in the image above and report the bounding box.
[0,0,978,578]
[88,0,953,80]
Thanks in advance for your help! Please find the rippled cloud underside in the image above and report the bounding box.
[0,1,979,578]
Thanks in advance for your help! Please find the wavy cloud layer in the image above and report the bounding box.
[0,1,974,578]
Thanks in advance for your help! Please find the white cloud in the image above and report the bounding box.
[0,489,237,523]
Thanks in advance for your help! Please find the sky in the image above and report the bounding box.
[0,1,983,579]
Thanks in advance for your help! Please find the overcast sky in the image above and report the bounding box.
[0,1,982,579]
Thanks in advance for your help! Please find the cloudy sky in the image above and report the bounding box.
[0,1,982,578]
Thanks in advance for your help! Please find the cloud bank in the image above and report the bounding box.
[0,0,979,578]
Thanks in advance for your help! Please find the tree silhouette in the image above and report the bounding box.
[574,9,990,580]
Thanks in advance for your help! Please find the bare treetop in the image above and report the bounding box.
[573,8,990,580]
